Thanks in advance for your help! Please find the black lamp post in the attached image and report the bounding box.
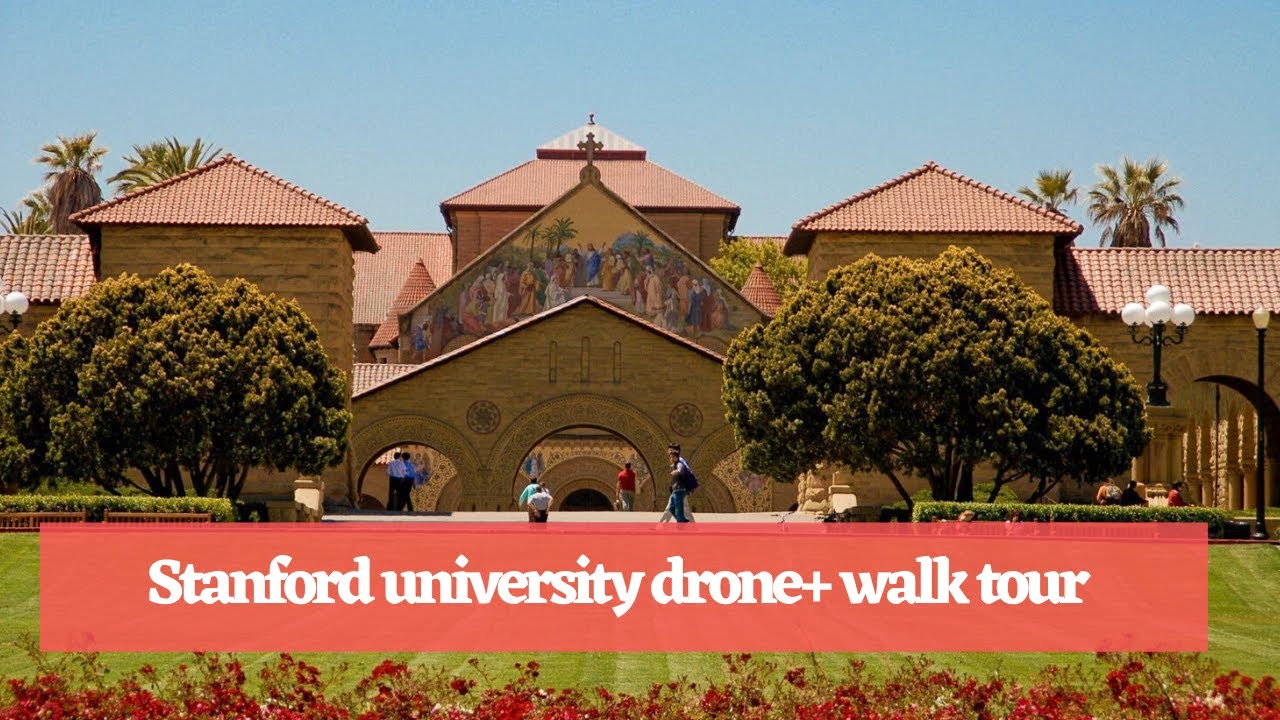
[1121,285,1197,406]
[1252,308,1270,540]
[0,290,29,337]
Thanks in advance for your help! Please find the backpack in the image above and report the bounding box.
[680,459,699,493]
[1104,483,1122,503]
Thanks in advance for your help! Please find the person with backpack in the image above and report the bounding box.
[664,443,697,523]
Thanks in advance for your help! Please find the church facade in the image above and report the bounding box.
[1,121,1277,516]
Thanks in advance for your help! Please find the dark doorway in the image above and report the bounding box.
[560,488,614,511]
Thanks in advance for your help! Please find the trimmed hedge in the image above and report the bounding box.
[913,501,1234,537]
[0,495,236,522]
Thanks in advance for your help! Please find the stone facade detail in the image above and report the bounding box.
[466,401,501,434]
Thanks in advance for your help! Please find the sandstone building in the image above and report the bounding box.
[1,120,1276,516]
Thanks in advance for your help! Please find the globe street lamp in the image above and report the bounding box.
[1121,285,1196,407]
[1252,307,1270,540]
[0,290,29,337]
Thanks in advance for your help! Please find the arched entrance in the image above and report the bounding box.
[347,416,483,512]
[356,443,459,511]
[510,426,650,511]
[1194,375,1279,509]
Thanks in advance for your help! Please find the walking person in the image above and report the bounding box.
[662,444,696,523]
[528,485,553,523]
[518,476,542,522]
[616,462,636,511]
[386,452,407,511]
[399,453,417,512]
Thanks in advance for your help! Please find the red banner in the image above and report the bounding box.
[40,523,1206,652]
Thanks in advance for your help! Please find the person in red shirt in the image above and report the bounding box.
[1167,482,1188,507]
[616,462,637,511]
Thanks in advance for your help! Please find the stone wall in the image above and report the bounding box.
[806,232,1058,301]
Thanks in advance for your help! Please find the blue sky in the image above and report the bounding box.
[2,1,1277,246]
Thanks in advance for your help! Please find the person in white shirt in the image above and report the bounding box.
[528,485,553,523]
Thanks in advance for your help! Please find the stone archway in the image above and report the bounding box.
[348,415,484,509]
[487,394,671,510]
[685,424,742,513]
[1196,375,1280,460]
[536,456,626,510]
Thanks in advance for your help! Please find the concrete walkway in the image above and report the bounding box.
[324,510,818,523]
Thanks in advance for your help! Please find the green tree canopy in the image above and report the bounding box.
[722,247,1149,506]
[1,191,53,235]
[710,238,808,300]
[1017,169,1079,215]
[109,137,222,196]
[0,264,350,499]
[1088,157,1184,248]
[35,131,107,234]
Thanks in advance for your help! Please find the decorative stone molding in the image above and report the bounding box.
[348,414,484,508]
[466,401,501,434]
[669,403,703,436]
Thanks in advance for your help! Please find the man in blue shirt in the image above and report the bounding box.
[666,444,692,523]
[386,452,406,511]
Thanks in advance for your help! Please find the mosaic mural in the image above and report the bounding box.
[404,217,758,361]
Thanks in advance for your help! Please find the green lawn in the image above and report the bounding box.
[1,535,1276,692]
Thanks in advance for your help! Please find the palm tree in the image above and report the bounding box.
[1,192,53,234]
[543,216,577,257]
[109,137,222,195]
[1017,169,1078,215]
[36,132,108,234]
[1087,157,1184,248]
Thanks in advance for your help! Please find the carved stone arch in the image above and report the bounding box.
[348,415,485,505]
[685,424,741,513]
[1196,375,1280,461]
[486,394,670,510]
[535,456,626,511]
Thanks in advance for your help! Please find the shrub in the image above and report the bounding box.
[914,501,1233,536]
[0,494,235,522]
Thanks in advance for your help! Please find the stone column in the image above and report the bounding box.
[1184,423,1201,507]
[1242,411,1257,511]
[1226,410,1244,510]
[294,476,325,522]
[1199,420,1216,506]
[1133,406,1189,495]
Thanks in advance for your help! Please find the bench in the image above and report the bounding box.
[102,510,213,524]
[0,510,89,532]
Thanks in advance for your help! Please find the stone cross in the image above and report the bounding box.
[577,132,603,166]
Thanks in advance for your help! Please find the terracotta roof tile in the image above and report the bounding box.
[786,162,1083,254]
[71,154,377,252]
[1054,247,1280,315]
[440,158,739,214]
[354,231,452,325]
[354,295,723,398]
[369,260,436,349]
[0,234,96,303]
[740,262,782,316]
[351,362,416,395]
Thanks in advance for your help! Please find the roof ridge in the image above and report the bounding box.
[791,162,938,230]
[927,162,1084,232]
[372,230,450,236]
[641,158,741,210]
[71,153,368,225]
[440,159,539,207]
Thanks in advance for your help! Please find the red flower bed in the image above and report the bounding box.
[1,651,1276,719]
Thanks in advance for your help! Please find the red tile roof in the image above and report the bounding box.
[740,262,782,316]
[351,362,416,395]
[0,234,96,303]
[786,161,1083,255]
[440,159,739,216]
[1054,247,1280,316]
[354,295,724,399]
[369,260,436,349]
[71,154,378,252]
[354,231,452,325]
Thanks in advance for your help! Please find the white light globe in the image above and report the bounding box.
[1121,302,1146,327]
[1146,300,1173,325]
[1254,308,1272,331]
[1145,284,1172,305]
[1171,303,1196,327]
[2,291,27,316]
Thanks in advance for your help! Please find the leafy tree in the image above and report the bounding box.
[1,192,53,234]
[722,247,1149,507]
[35,132,107,234]
[0,264,350,499]
[710,238,808,300]
[109,137,222,195]
[1088,157,1184,247]
[1017,169,1079,215]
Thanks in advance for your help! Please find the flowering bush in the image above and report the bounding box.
[2,650,1276,719]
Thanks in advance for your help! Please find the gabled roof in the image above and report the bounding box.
[0,234,96,303]
[1054,246,1280,316]
[71,154,378,252]
[354,295,724,399]
[441,159,739,218]
[351,362,416,395]
[740,262,782,317]
[537,122,646,160]
[785,161,1083,255]
[354,231,452,325]
[369,260,436,349]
